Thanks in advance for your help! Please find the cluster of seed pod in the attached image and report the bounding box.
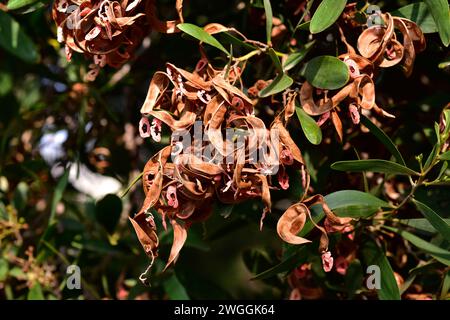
[52,0,183,80]
[129,53,357,279]
[131,59,308,271]
[300,6,425,140]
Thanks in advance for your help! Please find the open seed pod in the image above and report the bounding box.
[52,0,184,79]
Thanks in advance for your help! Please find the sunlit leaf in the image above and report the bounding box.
[96,194,123,234]
[302,55,349,90]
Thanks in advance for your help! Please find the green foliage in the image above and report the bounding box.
[0,0,449,302]
[302,55,349,90]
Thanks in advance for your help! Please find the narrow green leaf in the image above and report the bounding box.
[251,246,308,280]
[423,0,450,46]
[413,199,450,241]
[310,0,347,34]
[391,2,438,33]
[95,194,123,234]
[38,169,69,251]
[440,271,450,299]
[7,0,40,10]
[0,11,40,63]
[440,150,450,160]
[27,283,44,300]
[263,0,273,45]
[252,190,390,280]
[258,73,293,97]
[361,116,405,165]
[361,238,401,300]
[331,159,420,176]
[302,55,349,90]
[384,226,450,266]
[283,41,315,71]
[294,0,315,32]
[296,106,322,145]
[177,23,229,54]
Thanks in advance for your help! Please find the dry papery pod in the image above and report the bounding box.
[129,60,347,279]
[52,0,184,80]
[277,194,353,272]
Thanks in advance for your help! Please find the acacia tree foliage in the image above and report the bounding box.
[0,0,449,300]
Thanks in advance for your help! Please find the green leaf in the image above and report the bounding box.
[302,55,349,90]
[49,170,69,226]
[391,2,438,34]
[38,169,69,250]
[163,273,190,300]
[0,11,39,63]
[258,73,293,97]
[361,238,401,300]
[345,259,364,299]
[253,190,389,280]
[360,116,405,165]
[440,150,450,160]
[7,0,40,10]
[13,182,28,211]
[384,226,450,266]
[423,0,450,46]
[95,194,123,234]
[0,259,8,282]
[400,218,450,234]
[27,283,44,300]
[310,0,347,34]
[177,23,229,54]
[283,41,315,72]
[0,73,13,97]
[331,159,420,176]
[296,106,322,145]
[440,271,450,299]
[263,0,273,45]
[413,199,450,241]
